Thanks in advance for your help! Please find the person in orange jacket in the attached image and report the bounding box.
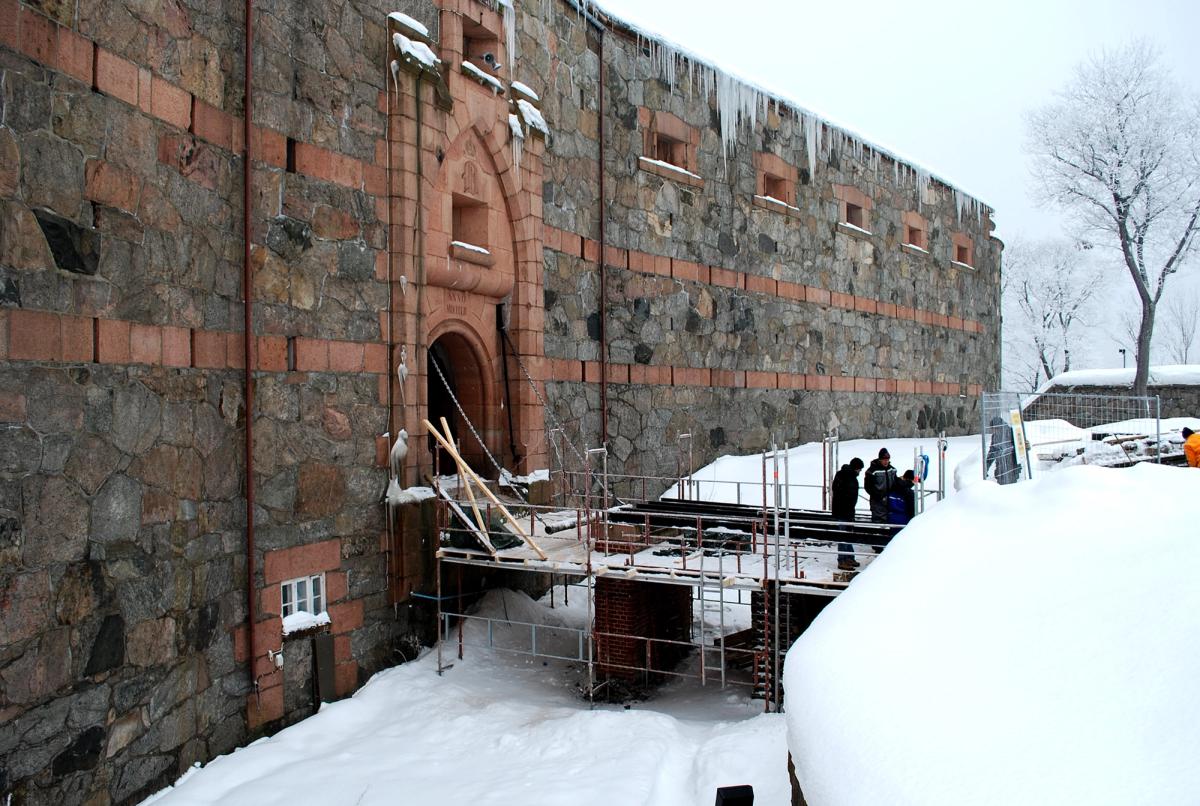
[1184,427,1200,468]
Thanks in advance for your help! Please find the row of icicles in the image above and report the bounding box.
[541,0,983,224]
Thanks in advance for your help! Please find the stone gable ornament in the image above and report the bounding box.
[462,160,480,197]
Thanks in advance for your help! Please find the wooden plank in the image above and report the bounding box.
[422,418,549,560]
[434,483,498,556]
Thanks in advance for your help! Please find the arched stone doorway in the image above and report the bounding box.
[427,330,495,475]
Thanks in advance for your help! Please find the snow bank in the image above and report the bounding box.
[143,589,789,806]
[783,463,1200,806]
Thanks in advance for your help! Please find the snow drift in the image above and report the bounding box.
[783,463,1200,806]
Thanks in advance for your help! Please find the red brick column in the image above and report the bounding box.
[594,578,692,682]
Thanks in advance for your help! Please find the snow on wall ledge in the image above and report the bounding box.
[782,463,1200,806]
[569,0,989,224]
[1040,364,1200,391]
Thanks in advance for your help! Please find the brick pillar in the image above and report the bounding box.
[594,578,692,682]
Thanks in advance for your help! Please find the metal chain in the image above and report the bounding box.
[427,348,550,524]
[499,330,589,468]
[499,330,619,504]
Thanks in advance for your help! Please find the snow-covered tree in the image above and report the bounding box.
[1002,239,1106,391]
[1026,42,1200,395]
[1157,289,1199,364]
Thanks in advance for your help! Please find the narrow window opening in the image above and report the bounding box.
[845,203,864,229]
[956,244,971,265]
[653,132,687,169]
[285,138,297,173]
[462,19,501,71]
[762,174,788,203]
[905,225,926,250]
[452,194,489,251]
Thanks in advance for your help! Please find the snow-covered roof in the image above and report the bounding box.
[784,463,1200,804]
[1040,364,1200,391]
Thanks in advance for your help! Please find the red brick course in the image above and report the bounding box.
[262,538,342,584]
[540,223,988,336]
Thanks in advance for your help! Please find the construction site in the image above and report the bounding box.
[0,0,1001,802]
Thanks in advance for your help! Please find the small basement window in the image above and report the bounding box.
[845,202,865,230]
[281,573,325,618]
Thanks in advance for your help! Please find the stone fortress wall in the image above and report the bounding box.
[528,6,1000,481]
[0,0,999,802]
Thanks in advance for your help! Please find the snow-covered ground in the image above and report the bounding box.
[142,435,1200,806]
[142,588,789,806]
[784,462,1200,806]
[662,435,981,510]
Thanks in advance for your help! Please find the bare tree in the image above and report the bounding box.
[1026,42,1200,395]
[1158,289,1199,363]
[1001,238,1107,391]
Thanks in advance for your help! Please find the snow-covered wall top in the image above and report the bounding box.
[1042,365,1200,390]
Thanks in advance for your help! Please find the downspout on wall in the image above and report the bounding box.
[597,26,608,451]
[242,0,257,699]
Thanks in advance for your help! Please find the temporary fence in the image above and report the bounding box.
[980,391,1166,482]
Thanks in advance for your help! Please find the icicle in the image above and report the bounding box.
[802,113,819,176]
[715,70,764,164]
[509,112,525,174]
[498,0,516,68]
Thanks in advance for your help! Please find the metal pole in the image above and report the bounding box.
[1155,396,1162,464]
[770,443,779,712]
[436,554,444,675]
[938,432,947,502]
[775,443,786,709]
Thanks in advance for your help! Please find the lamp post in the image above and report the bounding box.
[1118,348,1127,368]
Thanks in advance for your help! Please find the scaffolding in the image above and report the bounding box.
[429,441,902,710]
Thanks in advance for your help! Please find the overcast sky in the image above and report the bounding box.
[592,0,1200,368]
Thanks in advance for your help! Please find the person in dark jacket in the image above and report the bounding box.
[831,457,864,569]
[985,416,1021,485]
[887,469,917,525]
[864,448,897,523]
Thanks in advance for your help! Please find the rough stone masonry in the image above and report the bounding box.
[0,0,999,802]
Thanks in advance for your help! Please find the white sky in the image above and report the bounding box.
[592,0,1200,369]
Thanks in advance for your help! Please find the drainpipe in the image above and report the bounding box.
[597,25,608,450]
[242,0,257,690]
[414,74,427,478]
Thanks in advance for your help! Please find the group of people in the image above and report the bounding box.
[830,448,916,571]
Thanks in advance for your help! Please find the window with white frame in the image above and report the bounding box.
[281,573,325,618]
